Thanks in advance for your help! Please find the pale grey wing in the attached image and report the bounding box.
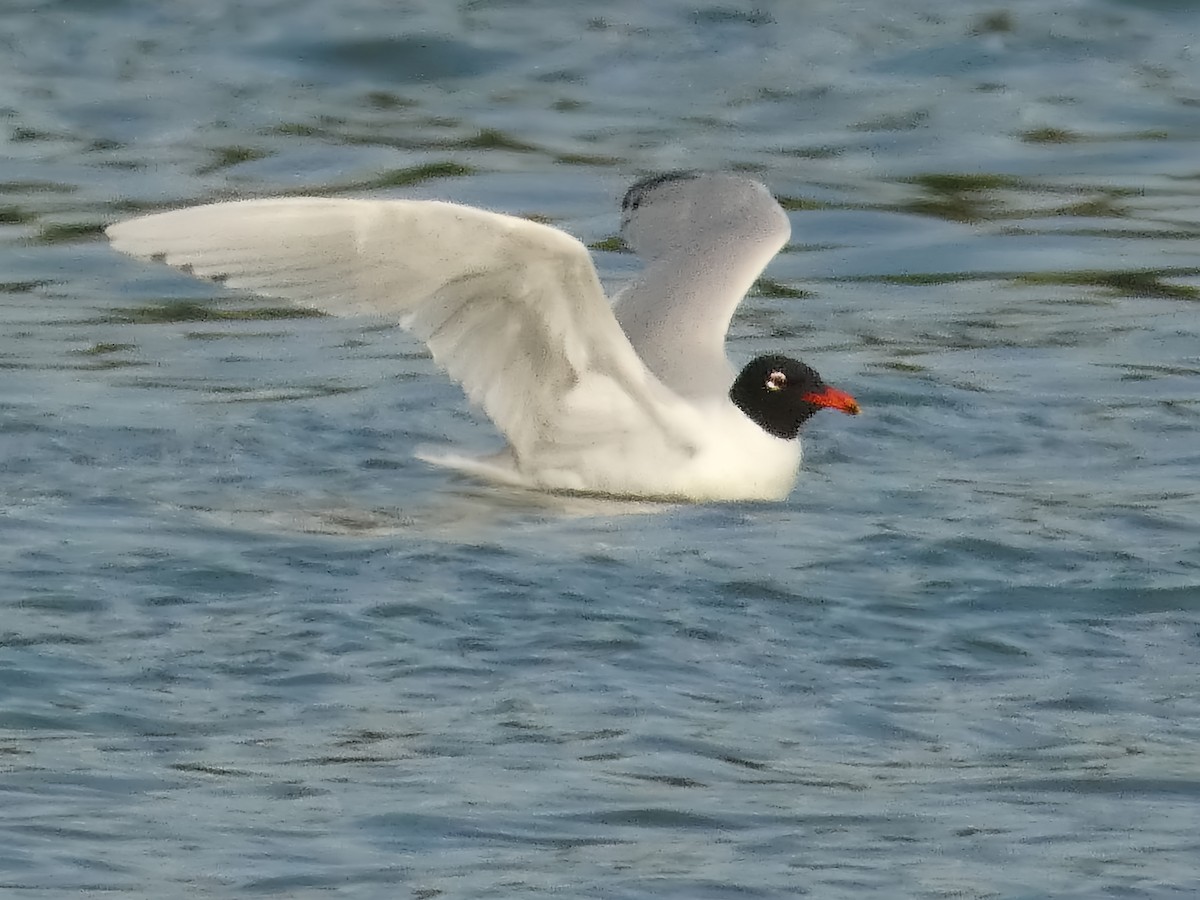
[612,173,791,401]
[106,198,692,466]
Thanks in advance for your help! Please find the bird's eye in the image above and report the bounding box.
[766,371,787,391]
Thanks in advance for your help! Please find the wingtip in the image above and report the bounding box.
[104,219,142,257]
[621,171,703,213]
[106,212,173,258]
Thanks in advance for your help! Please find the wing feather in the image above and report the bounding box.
[613,173,791,400]
[107,198,694,471]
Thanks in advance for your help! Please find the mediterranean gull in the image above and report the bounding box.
[106,172,859,501]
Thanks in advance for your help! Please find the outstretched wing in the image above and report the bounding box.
[612,173,791,401]
[107,198,693,470]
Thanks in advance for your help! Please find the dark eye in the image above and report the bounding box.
[766,371,787,391]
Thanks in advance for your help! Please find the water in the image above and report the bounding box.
[2,0,1199,896]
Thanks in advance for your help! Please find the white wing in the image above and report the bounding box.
[612,173,791,401]
[106,198,696,476]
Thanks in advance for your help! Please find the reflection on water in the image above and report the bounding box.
[191,485,671,539]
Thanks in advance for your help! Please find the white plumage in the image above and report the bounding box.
[106,173,856,501]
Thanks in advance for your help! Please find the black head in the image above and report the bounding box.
[730,355,860,440]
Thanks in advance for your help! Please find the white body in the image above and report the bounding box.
[422,399,800,502]
[106,175,802,501]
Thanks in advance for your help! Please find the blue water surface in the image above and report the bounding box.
[2,1,1199,897]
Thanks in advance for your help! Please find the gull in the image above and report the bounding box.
[106,172,859,501]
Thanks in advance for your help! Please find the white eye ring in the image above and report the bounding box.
[766,371,787,392]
